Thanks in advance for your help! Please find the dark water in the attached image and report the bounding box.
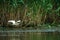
[0,31,60,40]
[0,27,60,40]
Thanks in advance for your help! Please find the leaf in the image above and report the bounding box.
[46,3,53,10]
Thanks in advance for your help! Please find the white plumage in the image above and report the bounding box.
[8,20,21,26]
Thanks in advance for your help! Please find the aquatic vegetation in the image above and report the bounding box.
[0,0,60,29]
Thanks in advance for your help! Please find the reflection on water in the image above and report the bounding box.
[0,32,60,40]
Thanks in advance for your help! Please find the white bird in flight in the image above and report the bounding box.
[8,20,21,26]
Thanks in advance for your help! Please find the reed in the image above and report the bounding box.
[0,0,60,29]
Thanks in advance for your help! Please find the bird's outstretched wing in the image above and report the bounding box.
[8,20,15,25]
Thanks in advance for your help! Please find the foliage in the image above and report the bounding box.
[0,0,60,29]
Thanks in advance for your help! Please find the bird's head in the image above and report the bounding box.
[17,20,21,23]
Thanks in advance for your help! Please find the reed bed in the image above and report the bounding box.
[0,0,60,29]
